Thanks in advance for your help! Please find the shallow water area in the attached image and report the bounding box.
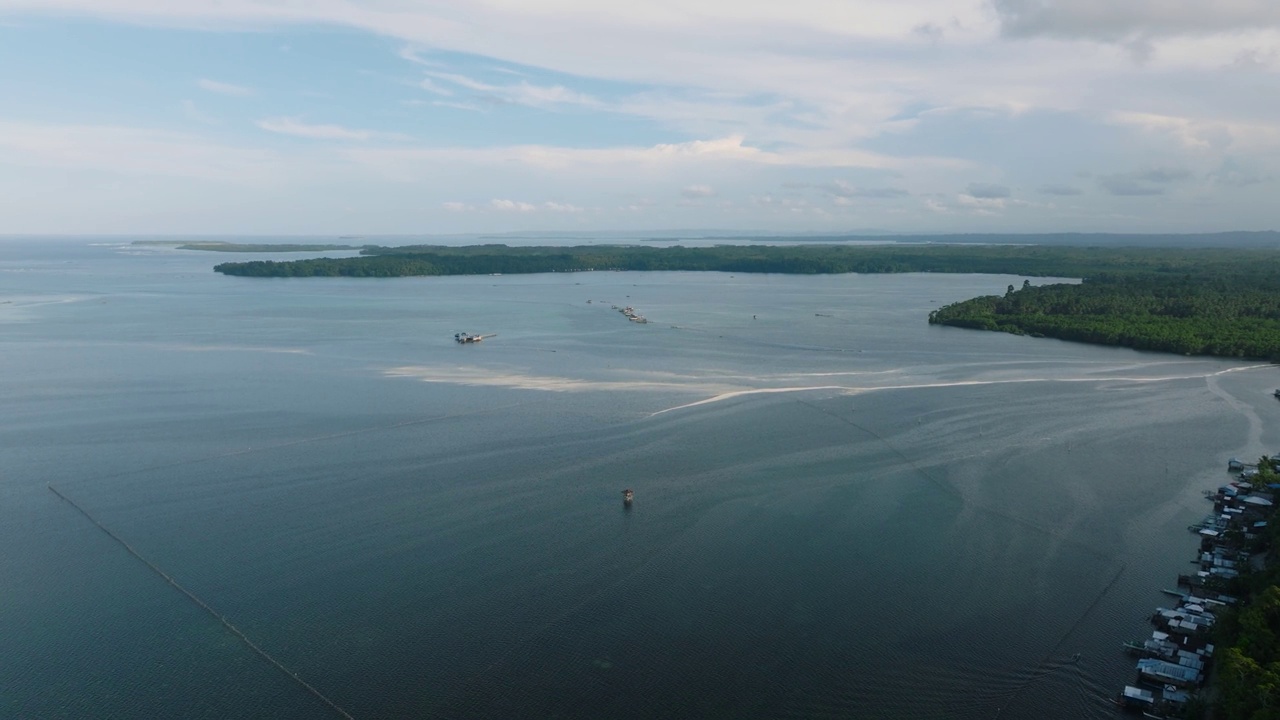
[2,237,1277,718]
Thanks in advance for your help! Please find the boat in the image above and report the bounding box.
[622,489,634,505]
[454,332,496,344]
[1273,388,1280,399]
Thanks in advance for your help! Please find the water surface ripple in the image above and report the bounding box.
[2,238,1276,718]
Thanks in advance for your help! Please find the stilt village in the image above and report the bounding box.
[1115,455,1279,718]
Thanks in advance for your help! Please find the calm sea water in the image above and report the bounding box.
[3,238,1277,719]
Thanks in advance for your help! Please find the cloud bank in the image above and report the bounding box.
[1,0,1278,233]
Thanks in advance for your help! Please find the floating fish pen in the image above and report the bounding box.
[616,306,648,324]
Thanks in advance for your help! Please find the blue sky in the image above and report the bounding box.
[1,1,1279,234]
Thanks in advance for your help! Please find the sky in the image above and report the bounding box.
[1,1,1279,235]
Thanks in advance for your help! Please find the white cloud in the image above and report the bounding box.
[6,0,1280,232]
[1106,110,1280,155]
[956,193,1006,213]
[796,179,910,200]
[543,201,583,212]
[681,184,716,199]
[447,199,582,213]
[994,0,1280,41]
[197,78,253,96]
[340,135,943,189]
[490,198,537,212]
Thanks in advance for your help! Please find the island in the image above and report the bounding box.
[211,242,1280,361]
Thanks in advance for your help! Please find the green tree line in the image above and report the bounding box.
[214,243,1280,360]
[928,274,1280,359]
[215,244,1280,279]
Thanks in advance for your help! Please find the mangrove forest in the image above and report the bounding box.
[211,243,1280,361]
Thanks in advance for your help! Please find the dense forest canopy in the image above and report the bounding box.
[928,274,1280,359]
[212,243,1280,361]
[213,243,1280,279]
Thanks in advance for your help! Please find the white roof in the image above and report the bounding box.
[1122,686,1154,701]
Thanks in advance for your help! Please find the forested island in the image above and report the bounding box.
[212,243,1280,361]
[928,275,1280,359]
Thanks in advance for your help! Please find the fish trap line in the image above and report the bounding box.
[48,485,354,720]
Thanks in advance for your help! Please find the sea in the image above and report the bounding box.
[2,236,1276,719]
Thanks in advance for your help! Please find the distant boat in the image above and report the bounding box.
[622,489,634,505]
[454,332,496,344]
[1273,388,1280,399]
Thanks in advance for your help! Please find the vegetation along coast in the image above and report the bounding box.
[208,240,1280,361]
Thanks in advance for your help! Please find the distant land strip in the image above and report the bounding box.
[211,243,1280,361]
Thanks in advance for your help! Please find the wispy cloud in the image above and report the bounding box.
[7,1,1280,232]
[802,180,910,199]
[421,71,599,109]
[0,120,285,182]
[1038,183,1083,196]
[1096,168,1191,196]
[432,100,483,112]
[256,117,408,142]
[197,78,253,96]
[397,46,440,67]
[342,135,954,190]
[446,199,585,213]
[994,0,1280,41]
[964,182,1011,199]
[681,184,716,199]
[180,99,217,125]
[418,77,454,96]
